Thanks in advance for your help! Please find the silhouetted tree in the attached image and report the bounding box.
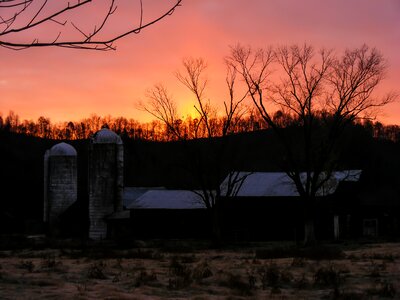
[227,43,397,244]
[4,110,19,132]
[137,83,183,140]
[140,56,250,241]
[37,116,51,138]
[0,0,182,50]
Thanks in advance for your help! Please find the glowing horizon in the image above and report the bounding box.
[0,0,399,124]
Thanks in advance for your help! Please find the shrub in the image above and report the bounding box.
[169,257,190,277]
[291,257,306,267]
[168,257,193,289]
[114,258,123,270]
[134,270,158,287]
[346,254,359,261]
[192,261,213,282]
[179,254,197,264]
[76,282,88,295]
[87,261,107,279]
[168,276,191,290]
[368,261,386,278]
[367,281,396,298]
[112,272,121,283]
[17,260,34,272]
[366,252,395,262]
[331,290,364,300]
[294,273,309,289]
[378,281,396,298]
[258,263,280,289]
[221,273,254,296]
[41,255,62,271]
[314,264,343,288]
[258,262,292,289]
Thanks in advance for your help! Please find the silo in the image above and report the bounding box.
[88,128,124,240]
[44,142,78,236]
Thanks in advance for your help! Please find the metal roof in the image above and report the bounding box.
[92,128,123,144]
[49,142,77,156]
[123,187,165,208]
[126,189,207,209]
[220,170,362,197]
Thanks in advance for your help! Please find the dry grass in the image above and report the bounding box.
[0,241,399,299]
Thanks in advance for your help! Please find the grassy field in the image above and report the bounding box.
[0,239,399,299]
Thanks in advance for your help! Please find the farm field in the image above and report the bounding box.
[0,240,399,299]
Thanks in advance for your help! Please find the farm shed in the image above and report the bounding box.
[219,171,362,241]
[107,189,210,239]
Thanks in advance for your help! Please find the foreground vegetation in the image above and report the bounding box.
[0,240,399,299]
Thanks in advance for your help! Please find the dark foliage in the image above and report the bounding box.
[168,257,193,289]
[219,272,255,296]
[313,264,343,287]
[1,117,400,237]
[134,270,158,287]
[86,261,107,279]
[16,260,35,272]
[366,281,396,298]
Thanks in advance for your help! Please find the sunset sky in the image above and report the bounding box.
[0,0,399,124]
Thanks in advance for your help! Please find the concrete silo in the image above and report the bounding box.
[44,142,78,236]
[88,128,124,240]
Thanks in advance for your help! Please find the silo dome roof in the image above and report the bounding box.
[92,128,123,144]
[49,142,77,156]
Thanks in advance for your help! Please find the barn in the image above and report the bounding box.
[219,171,362,241]
[107,188,210,239]
[43,128,400,241]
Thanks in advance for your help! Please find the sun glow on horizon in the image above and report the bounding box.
[0,0,399,125]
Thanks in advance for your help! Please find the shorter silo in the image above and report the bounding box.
[88,128,123,240]
[44,142,78,236]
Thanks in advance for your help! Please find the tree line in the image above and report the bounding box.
[0,109,267,141]
[0,110,399,142]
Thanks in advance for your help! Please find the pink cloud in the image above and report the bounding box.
[0,0,399,124]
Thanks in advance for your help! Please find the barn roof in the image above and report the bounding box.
[220,170,361,197]
[123,187,165,208]
[126,189,207,209]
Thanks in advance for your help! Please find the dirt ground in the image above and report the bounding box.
[0,240,399,299]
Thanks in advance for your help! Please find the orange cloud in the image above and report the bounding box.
[0,0,399,124]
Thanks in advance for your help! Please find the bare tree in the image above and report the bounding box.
[227,43,397,244]
[0,0,182,50]
[175,57,248,138]
[176,57,250,241]
[137,83,182,140]
[140,56,250,241]
[175,57,215,137]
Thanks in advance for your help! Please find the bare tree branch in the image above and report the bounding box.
[227,43,397,244]
[0,0,182,50]
[136,83,182,140]
[176,57,215,137]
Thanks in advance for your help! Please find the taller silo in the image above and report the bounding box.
[88,128,124,240]
[44,142,78,236]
